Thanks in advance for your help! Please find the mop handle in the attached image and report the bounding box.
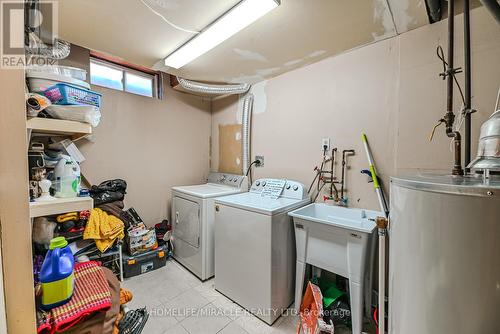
[362,133,379,187]
[362,134,389,217]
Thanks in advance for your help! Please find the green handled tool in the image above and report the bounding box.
[362,133,389,217]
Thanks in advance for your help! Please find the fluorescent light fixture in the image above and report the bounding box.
[164,0,280,69]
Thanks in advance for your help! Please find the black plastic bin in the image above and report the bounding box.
[122,245,167,278]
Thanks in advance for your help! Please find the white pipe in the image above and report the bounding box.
[241,94,254,175]
[377,219,388,334]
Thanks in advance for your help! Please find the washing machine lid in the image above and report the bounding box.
[215,192,310,215]
[172,183,243,198]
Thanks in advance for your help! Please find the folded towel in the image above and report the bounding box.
[84,209,124,252]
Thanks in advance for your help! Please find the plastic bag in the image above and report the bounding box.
[45,104,101,127]
[91,191,125,207]
[91,179,127,194]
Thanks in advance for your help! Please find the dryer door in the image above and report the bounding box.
[172,196,200,248]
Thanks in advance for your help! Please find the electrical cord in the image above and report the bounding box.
[245,160,260,185]
[307,172,320,194]
[436,45,465,105]
[245,160,259,176]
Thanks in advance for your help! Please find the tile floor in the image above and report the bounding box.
[122,259,353,334]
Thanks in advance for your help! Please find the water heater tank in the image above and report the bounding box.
[389,175,500,334]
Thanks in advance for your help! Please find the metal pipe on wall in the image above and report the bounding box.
[464,0,472,169]
[447,0,455,116]
[444,0,464,175]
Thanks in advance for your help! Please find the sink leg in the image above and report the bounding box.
[294,260,306,313]
[349,280,363,334]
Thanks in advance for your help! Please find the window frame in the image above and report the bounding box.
[89,57,160,99]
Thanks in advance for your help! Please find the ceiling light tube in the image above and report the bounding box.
[164,0,280,69]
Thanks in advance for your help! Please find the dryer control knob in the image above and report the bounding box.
[286,184,291,190]
[293,185,299,191]
[256,181,261,186]
[262,181,267,186]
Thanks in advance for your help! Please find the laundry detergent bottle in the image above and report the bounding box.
[54,155,81,198]
[40,237,75,310]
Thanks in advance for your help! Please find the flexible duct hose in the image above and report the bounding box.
[241,94,254,175]
[25,31,71,60]
[176,77,250,95]
[176,77,253,175]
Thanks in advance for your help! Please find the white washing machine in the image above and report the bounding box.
[171,172,248,281]
[214,179,310,325]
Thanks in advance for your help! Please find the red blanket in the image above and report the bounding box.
[37,261,112,334]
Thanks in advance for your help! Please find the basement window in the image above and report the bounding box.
[90,58,159,98]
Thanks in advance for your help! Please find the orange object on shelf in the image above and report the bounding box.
[297,282,334,334]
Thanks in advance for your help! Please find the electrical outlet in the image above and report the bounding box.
[255,156,264,167]
[322,138,330,152]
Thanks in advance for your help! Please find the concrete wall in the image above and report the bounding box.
[211,7,500,211]
[79,81,211,225]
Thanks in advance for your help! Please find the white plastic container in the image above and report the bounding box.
[27,72,90,93]
[53,155,81,198]
[27,65,87,81]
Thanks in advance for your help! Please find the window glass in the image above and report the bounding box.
[89,58,159,98]
[125,72,153,97]
[90,61,123,90]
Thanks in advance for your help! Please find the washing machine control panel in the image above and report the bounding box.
[250,179,308,200]
[207,172,248,189]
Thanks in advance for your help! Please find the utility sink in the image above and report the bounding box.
[289,203,383,334]
[289,203,380,233]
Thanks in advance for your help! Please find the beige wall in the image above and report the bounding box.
[79,81,211,226]
[211,7,500,211]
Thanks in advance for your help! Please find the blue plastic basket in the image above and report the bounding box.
[43,83,102,108]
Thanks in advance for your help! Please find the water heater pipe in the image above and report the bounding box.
[464,0,473,170]
[175,77,253,175]
[444,0,464,176]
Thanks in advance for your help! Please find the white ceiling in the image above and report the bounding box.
[58,0,431,84]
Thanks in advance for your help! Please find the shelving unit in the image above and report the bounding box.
[27,117,92,140]
[29,197,93,218]
[27,117,94,218]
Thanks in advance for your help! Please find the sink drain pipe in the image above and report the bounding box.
[175,77,253,175]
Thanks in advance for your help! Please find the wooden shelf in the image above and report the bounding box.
[26,117,92,140]
[30,197,93,218]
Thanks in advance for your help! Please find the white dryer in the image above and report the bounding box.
[214,179,310,325]
[171,172,248,280]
